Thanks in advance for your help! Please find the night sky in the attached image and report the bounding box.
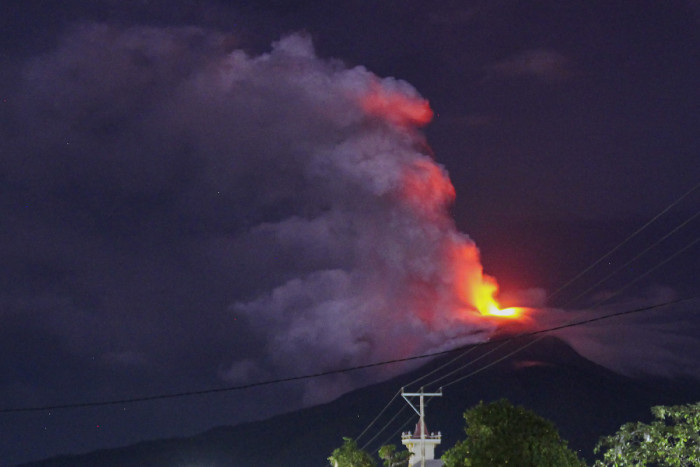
[1,1,699,465]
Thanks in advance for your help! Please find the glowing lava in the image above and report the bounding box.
[473,283,525,319]
[451,242,527,321]
[482,303,524,318]
[357,77,526,325]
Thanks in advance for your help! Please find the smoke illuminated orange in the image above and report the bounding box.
[397,162,526,322]
[400,159,456,217]
[360,82,433,127]
[359,80,527,325]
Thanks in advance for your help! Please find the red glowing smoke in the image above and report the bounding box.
[357,85,528,325]
[360,82,434,127]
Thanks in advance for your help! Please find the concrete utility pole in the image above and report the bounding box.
[401,387,442,467]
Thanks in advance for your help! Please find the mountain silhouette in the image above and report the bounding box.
[21,335,700,466]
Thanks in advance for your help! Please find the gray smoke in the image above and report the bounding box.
[3,25,694,419]
[2,25,500,407]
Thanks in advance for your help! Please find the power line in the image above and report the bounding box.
[375,413,418,453]
[6,296,692,415]
[360,404,410,451]
[425,241,700,392]
[546,180,700,304]
[402,341,480,390]
[419,210,700,392]
[355,210,700,442]
[564,210,700,308]
[363,397,438,454]
[438,279,700,390]
[355,330,484,443]
[372,292,697,416]
[416,339,513,391]
[440,337,541,390]
[590,235,700,309]
[355,390,401,442]
[418,235,700,392]
[354,184,700,444]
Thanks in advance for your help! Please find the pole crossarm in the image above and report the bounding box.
[400,387,443,467]
[401,388,443,416]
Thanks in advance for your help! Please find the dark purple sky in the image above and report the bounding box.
[1,1,699,465]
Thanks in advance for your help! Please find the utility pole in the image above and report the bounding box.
[401,387,442,467]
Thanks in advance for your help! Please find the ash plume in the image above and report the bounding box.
[4,24,694,418]
[2,25,501,407]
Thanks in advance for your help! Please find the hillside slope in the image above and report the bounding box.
[22,336,700,466]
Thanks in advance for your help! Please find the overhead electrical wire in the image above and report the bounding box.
[415,339,513,390]
[420,236,700,392]
[590,235,700,309]
[354,332,504,444]
[354,182,699,445]
[4,182,697,467]
[401,343,480,390]
[545,180,700,304]
[564,210,700,308]
[361,292,697,445]
[365,412,418,454]
[362,397,437,455]
[428,186,700,388]
[358,292,696,444]
[365,189,699,440]
[440,338,541,390]
[360,404,410,451]
[377,413,419,451]
[1,296,695,415]
[359,209,700,440]
[355,326,490,444]
[354,391,401,442]
[420,234,700,391]
[363,398,436,453]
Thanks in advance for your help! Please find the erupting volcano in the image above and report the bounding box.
[442,238,527,323]
[4,8,699,465]
[365,84,529,327]
[212,34,533,402]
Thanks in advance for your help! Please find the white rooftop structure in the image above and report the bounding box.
[400,388,444,467]
[401,420,443,467]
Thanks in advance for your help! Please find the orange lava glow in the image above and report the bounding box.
[358,81,527,326]
[360,83,433,127]
[451,243,527,321]
[472,279,525,319]
[482,304,525,319]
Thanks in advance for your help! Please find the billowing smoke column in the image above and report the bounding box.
[217,35,520,400]
[5,25,522,406]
